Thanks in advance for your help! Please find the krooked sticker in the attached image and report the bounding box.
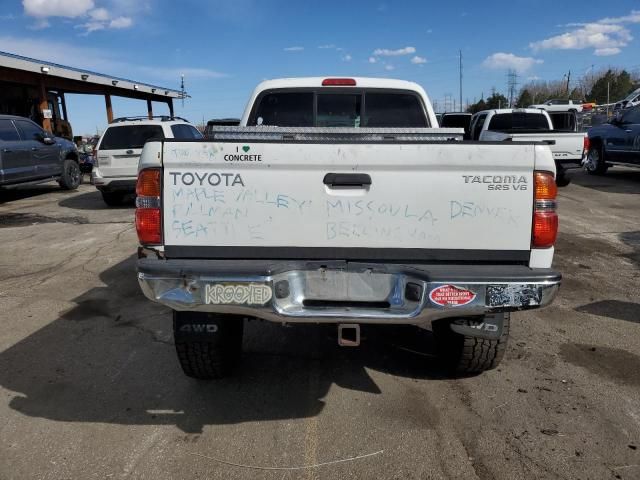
[429,285,477,307]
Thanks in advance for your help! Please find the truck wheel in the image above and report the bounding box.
[101,191,125,206]
[585,146,608,175]
[555,165,571,187]
[433,313,510,375]
[58,159,81,190]
[173,311,244,379]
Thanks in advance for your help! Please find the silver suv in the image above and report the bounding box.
[92,116,202,206]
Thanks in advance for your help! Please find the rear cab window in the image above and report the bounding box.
[471,113,487,140]
[487,113,550,132]
[249,89,429,127]
[99,125,165,150]
[171,124,203,139]
[440,114,472,129]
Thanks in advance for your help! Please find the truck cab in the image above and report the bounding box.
[586,106,640,175]
[472,108,587,186]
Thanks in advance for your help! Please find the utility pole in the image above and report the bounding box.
[459,49,463,113]
[566,70,571,95]
[607,81,610,117]
[507,70,518,108]
[180,74,185,108]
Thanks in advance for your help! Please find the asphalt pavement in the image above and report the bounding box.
[1,169,639,479]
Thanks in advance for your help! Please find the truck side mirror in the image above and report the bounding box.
[612,111,625,125]
[37,132,55,145]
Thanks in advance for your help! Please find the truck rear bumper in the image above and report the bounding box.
[137,258,561,325]
[91,169,136,191]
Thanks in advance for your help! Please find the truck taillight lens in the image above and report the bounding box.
[136,168,161,245]
[583,136,590,155]
[322,78,356,86]
[136,169,161,197]
[532,171,558,248]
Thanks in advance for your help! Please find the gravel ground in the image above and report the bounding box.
[0,169,639,480]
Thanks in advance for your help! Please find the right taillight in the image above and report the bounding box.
[136,168,162,245]
[583,136,590,156]
[532,171,558,248]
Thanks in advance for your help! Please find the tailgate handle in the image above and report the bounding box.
[323,173,371,187]
[543,140,556,145]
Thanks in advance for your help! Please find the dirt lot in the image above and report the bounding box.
[1,169,639,480]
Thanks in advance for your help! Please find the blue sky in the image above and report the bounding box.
[2,0,640,134]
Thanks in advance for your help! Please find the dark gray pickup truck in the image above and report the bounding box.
[0,115,80,190]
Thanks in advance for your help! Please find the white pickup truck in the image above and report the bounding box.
[472,108,588,186]
[529,99,583,113]
[135,77,561,379]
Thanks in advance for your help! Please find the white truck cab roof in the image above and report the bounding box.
[239,76,437,127]
[476,108,551,116]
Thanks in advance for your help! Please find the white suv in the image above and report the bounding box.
[92,116,202,206]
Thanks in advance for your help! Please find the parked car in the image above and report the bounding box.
[0,115,80,190]
[471,108,587,186]
[585,105,640,175]
[439,112,472,139]
[613,88,640,112]
[529,99,583,113]
[92,116,202,206]
[135,77,561,379]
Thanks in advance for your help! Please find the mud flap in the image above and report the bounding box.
[173,312,223,341]
[449,314,504,340]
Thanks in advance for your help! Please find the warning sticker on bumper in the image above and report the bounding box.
[429,284,477,306]
[205,283,272,305]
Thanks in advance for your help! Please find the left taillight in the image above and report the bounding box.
[583,135,590,157]
[136,168,162,245]
[532,171,558,248]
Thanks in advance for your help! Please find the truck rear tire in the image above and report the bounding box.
[585,145,608,175]
[101,191,126,206]
[433,313,510,375]
[555,165,571,187]
[173,311,244,379]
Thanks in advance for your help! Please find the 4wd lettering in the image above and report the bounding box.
[179,324,218,333]
[453,319,499,333]
[462,175,528,191]
[169,171,245,187]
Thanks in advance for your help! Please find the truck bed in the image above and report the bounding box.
[143,127,553,262]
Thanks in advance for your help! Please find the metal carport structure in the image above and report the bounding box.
[0,50,185,137]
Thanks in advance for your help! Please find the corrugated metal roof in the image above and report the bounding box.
[0,50,185,99]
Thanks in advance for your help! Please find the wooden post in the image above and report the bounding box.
[105,94,113,123]
[168,98,174,117]
[60,92,68,120]
[39,78,51,132]
[147,99,153,119]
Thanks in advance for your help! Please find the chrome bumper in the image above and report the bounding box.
[137,259,561,325]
